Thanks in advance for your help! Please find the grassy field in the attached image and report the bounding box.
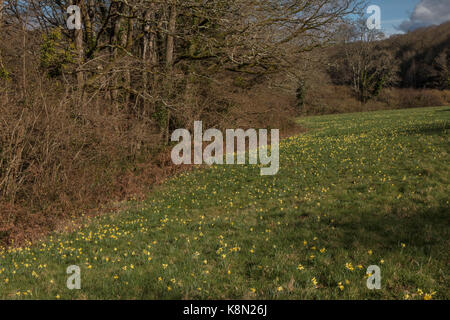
[0,106,448,300]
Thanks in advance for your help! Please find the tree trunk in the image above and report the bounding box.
[143,8,157,90]
[75,28,84,91]
[166,3,177,69]
[0,0,4,27]
[21,3,29,99]
[160,2,177,144]
[74,1,85,96]
[110,1,124,104]
[122,6,133,107]
[81,0,94,56]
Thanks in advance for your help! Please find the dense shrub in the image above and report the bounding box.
[301,85,450,115]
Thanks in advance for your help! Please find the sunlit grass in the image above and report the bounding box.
[0,106,448,300]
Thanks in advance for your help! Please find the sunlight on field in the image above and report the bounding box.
[0,107,448,300]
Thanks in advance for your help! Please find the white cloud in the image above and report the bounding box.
[398,0,450,32]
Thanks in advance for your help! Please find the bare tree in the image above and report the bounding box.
[12,0,365,125]
[434,50,450,90]
[0,0,4,27]
[329,19,398,102]
[166,1,177,69]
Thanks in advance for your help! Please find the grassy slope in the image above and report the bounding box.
[0,106,449,300]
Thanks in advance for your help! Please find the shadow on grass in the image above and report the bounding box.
[434,108,450,112]
[334,205,450,254]
[399,122,449,136]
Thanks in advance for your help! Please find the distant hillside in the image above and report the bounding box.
[297,22,450,115]
[327,21,450,91]
[387,21,450,89]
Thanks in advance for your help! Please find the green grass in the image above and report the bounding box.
[0,106,449,300]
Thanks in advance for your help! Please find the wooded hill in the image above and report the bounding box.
[389,21,450,90]
[298,21,450,114]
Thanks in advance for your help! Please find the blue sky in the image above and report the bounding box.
[367,0,421,35]
[365,0,450,36]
